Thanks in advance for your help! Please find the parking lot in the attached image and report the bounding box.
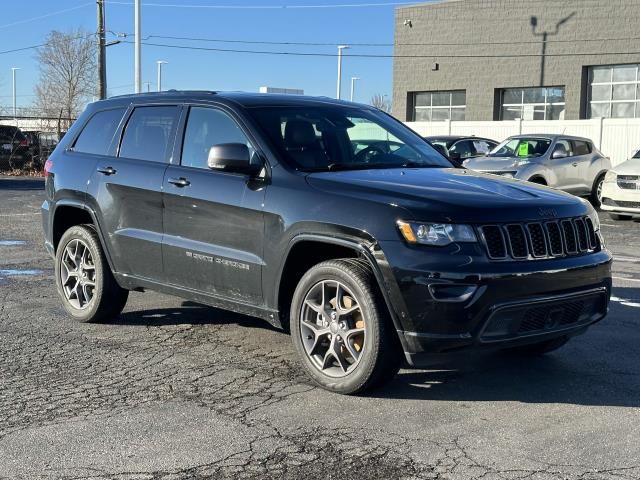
[0,176,639,480]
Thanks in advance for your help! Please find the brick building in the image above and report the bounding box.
[392,0,640,122]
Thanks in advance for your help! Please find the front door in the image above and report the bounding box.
[550,139,582,192]
[91,105,180,281]
[162,106,266,304]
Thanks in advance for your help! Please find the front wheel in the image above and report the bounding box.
[55,225,129,323]
[290,259,401,395]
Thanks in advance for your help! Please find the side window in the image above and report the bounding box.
[181,107,252,170]
[572,140,592,156]
[553,139,573,157]
[73,108,125,156]
[119,106,179,162]
[450,140,474,159]
[472,140,493,155]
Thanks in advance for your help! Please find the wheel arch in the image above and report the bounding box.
[274,234,402,334]
[52,200,116,273]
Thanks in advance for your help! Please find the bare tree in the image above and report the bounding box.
[370,94,391,113]
[34,29,95,129]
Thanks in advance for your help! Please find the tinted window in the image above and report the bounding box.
[572,140,592,155]
[119,106,179,162]
[74,108,125,155]
[182,107,251,169]
[554,140,573,157]
[450,140,474,159]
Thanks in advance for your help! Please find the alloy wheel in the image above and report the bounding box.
[299,280,366,378]
[60,239,96,310]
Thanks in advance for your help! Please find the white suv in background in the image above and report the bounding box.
[601,150,640,220]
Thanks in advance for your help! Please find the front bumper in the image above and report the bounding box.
[377,240,612,366]
[601,181,640,215]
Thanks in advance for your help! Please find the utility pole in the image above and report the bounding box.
[336,45,349,100]
[11,67,19,121]
[350,76,360,102]
[134,0,141,93]
[97,0,107,100]
[157,60,168,92]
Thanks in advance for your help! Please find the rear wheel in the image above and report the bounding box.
[590,173,605,207]
[609,213,633,221]
[290,258,401,394]
[502,335,570,356]
[55,225,128,323]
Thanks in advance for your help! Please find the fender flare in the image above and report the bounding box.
[274,233,405,333]
[51,200,117,274]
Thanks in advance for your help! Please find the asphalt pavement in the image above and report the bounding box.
[1,176,639,480]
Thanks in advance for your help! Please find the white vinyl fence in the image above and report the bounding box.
[404,118,640,167]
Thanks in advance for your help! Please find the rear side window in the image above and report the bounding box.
[73,108,125,155]
[119,106,179,163]
[572,140,592,155]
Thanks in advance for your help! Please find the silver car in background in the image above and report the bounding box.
[463,134,611,206]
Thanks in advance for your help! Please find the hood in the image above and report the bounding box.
[306,167,589,224]
[613,157,640,175]
[462,155,535,171]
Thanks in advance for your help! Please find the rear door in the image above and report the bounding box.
[162,105,265,303]
[89,104,180,281]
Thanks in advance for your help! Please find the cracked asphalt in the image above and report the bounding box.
[1,176,639,480]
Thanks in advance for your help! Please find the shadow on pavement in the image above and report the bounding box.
[114,300,280,333]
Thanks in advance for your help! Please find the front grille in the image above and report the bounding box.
[617,175,640,190]
[481,290,608,341]
[479,216,598,261]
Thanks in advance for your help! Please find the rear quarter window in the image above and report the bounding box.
[73,108,126,156]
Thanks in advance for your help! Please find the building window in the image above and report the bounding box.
[412,90,466,121]
[499,87,565,120]
[588,64,640,118]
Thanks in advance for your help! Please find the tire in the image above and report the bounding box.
[609,213,632,221]
[290,258,401,395]
[590,173,605,208]
[55,224,128,323]
[502,335,570,356]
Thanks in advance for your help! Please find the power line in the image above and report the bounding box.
[106,0,417,9]
[0,3,93,30]
[123,40,640,59]
[142,33,640,48]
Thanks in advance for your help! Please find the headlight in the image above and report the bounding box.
[397,221,477,246]
[604,170,617,183]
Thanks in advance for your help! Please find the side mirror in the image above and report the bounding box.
[552,148,568,159]
[208,143,261,176]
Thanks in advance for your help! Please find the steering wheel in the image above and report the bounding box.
[354,143,387,163]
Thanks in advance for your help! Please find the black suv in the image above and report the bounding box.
[42,92,612,394]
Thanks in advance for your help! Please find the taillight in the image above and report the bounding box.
[19,139,28,146]
[44,159,53,177]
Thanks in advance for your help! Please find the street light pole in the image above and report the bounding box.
[157,61,168,92]
[11,67,20,120]
[350,76,360,102]
[134,0,141,93]
[336,45,349,100]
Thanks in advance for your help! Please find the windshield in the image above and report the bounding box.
[248,106,453,171]
[488,137,552,158]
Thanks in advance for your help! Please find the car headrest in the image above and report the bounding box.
[284,120,317,148]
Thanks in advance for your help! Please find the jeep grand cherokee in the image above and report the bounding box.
[42,92,612,394]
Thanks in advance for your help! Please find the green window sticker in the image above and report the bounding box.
[517,142,529,157]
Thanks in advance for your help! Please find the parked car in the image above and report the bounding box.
[22,131,60,168]
[424,135,498,166]
[600,150,640,220]
[463,134,610,206]
[0,125,29,170]
[42,92,611,394]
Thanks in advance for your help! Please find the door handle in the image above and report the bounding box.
[97,166,117,175]
[168,177,191,187]
[572,162,578,167]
